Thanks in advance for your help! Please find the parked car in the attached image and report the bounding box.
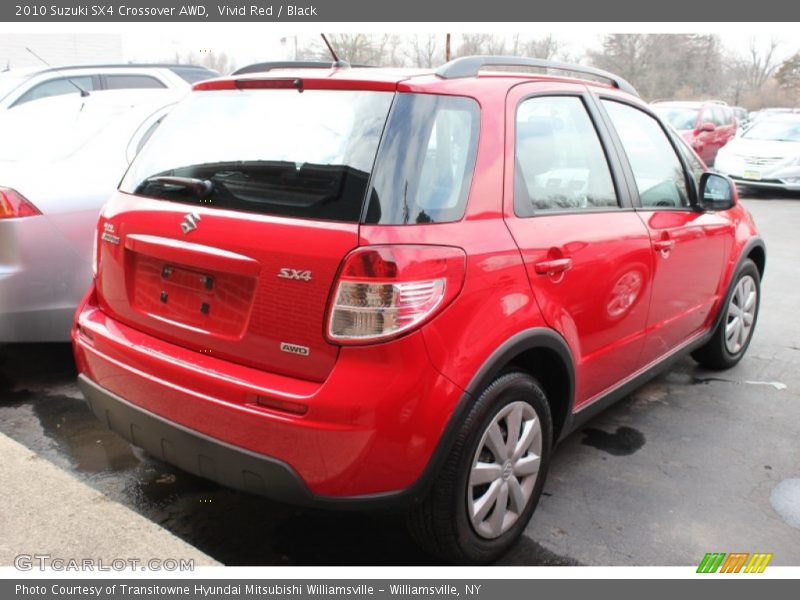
[73,57,765,564]
[0,90,179,342]
[651,100,737,165]
[0,63,216,111]
[715,114,800,192]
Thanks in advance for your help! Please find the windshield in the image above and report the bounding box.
[121,88,394,222]
[653,107,699,130]
[0,74,27,102]
[742,119,800,142]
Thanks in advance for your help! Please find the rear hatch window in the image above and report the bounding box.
[120,88,394,221]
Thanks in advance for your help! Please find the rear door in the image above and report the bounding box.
[503,83,654,407]
[95,85,395,382]
[598,98,733,365]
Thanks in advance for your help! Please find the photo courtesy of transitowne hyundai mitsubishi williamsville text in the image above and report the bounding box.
[16,584,468,596]
[74,56,765,564]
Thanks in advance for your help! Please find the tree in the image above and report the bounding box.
[405,34,444,68]
[743,36,781,89]
[455,34,509,57]
[521,34,562,60]
[776,52,800,92]
[588,34,726,102]
[296,34,404,66]
[454,34,563,61]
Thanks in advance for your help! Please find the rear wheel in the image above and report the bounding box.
[407,372,552,564]
[692,259,760,370]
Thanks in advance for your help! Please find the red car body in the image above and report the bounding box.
[73,60,764,560]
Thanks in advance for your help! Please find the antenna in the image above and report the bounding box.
[320,34,350,69]
[25,47,90,97]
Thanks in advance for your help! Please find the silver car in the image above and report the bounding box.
[0,89,179,341]
[0,63,217,111]
[715,114,800,192]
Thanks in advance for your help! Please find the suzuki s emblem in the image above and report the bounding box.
[180,212,201,235]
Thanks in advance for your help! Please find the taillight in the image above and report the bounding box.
[0,187,40,219]
[327,245,466,345]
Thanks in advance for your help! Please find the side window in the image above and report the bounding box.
[103,75,166,90]
[12,76,94,106]
[675,135,706,189]
[723,107,734,126]
[514,96,618,215]
[366,94,480,225]
[602,100,691,209]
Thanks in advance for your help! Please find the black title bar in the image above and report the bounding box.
[2,0,799,22]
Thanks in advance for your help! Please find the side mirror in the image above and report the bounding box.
[699,172,735,211]
[699,121,716,132]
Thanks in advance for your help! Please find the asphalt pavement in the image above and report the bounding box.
[0,195,798,566]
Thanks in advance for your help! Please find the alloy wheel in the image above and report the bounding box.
[725,274,757,354]
[467,401,542,539]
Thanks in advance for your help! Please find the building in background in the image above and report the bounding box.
[0,34,123,69]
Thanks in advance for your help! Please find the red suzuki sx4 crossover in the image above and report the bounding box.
[73,57,765,564]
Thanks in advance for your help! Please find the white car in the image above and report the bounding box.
[715,114,800,192]
[0,90,180,342]
[0,63,217,111]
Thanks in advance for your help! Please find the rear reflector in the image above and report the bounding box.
[0,187,40,219]
[254,395,309,415]
[327,245,466,345]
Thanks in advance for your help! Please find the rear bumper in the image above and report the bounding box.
[78,374,313,505]
[73,291,465,505]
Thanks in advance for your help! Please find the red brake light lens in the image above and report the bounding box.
[0,187,40,219]
[327,245,466,345]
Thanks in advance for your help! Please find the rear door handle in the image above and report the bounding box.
[652,239,676,252]
[534,257,573,275]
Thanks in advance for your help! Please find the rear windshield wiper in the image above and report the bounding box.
[142,176,214,199]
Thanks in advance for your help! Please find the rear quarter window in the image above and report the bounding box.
[364,94,480,224]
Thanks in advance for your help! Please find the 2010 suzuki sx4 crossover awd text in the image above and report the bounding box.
[73,57,765,564]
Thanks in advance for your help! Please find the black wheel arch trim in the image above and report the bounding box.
[710,236,765,334]
[391,327,576,506]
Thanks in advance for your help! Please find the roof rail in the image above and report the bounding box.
[231,60,357,76]
[435,55,639,97]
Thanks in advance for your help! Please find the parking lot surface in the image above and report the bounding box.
[1,196,798,566]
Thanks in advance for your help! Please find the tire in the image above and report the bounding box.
[692,258,761,370]
[407,371,552,564]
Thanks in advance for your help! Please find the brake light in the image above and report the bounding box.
[0,188,40,219]
[327,245,466,345]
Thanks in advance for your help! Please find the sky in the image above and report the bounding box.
[1,23,796,71]
[113,26,799,69]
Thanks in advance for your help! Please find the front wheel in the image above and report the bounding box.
[692,259,761,370]
[407,372,552,564]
